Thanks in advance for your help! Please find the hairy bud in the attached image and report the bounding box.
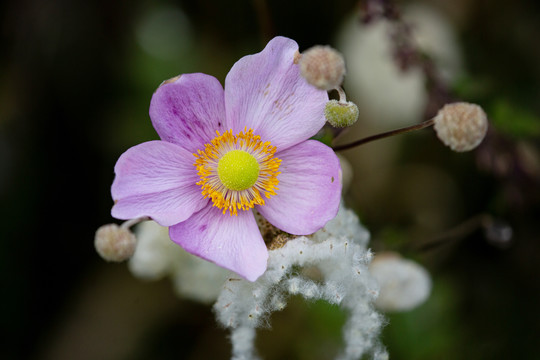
[299,45,346,90]
[369,252,431,312]
[95,224,137,262]
[324,100,359,128]
[434,102,488,152]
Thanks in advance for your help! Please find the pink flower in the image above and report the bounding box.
[111,37,341,281]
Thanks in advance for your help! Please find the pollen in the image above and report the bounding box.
[194,128,281,215]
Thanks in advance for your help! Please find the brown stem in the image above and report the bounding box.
[411,214,493,252]
[253,0,275,43]
[332,118,435,151]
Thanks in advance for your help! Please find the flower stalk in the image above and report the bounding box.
[332,117,435,151]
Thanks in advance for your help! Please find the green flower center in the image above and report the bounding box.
[217,150,260,191]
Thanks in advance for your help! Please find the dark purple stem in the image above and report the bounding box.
[332,118,435,151]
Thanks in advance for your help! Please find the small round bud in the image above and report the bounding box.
[433,102,488,152]
[324,100,359,128]
[369,252,431,312]
[299,45,346,90]
[95,224,137,262]
[483,220,513,249]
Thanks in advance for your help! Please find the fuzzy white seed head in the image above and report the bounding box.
[213,206,386,360]
[433,102,488,152]
[299,45,346,90]
[325,100,359,128]
[94,224,136,262]
[369,252,431,312]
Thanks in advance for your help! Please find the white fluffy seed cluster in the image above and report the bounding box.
[369,252,432,312]
[94,224,137,262]
[123,207,399,359]
[299,45,346,90]
[433,102,488,152]
[129,221,231,303]
[214,206,387,360]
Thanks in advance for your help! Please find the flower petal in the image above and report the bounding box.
[225,36,328,151]
[257,140,341,235]
[111,140,207,226]
[150,73,227,153]
[169,206,268,281]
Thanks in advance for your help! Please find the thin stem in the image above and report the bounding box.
[121,216,150,230]
[253,0,275,42]
[332,118,435,151]
[335,86,347,103]
[411,214,492,253]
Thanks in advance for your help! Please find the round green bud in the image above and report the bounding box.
[324,100,359,128]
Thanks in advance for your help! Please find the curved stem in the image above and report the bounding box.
[335,86,347,103]
[332,118,435,151]
[411,214,492,253]
[121,216,150,230]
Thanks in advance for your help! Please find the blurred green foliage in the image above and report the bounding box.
[490,100,540,139]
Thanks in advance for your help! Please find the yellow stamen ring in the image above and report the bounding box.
[194,128,281,216]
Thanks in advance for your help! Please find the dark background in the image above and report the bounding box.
[1,0,539,359]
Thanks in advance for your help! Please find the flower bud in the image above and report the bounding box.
[433,102,488,152]
[95,224,137,262]
[369,252,431,312]
[337,154,353,193]
[299,45,346,90]
[483,219,513,249]
[324,100,359,128]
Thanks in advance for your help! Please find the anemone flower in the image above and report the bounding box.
[111,36,341,281]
